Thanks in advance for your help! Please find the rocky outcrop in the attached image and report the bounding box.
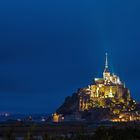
[56,93,79,115]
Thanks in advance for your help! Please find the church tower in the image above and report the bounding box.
[103,53,111,82]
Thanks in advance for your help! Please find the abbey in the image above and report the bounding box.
[56,53,138,122]
[78,53,132,112]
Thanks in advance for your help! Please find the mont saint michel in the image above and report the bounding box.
[55,54,140,122]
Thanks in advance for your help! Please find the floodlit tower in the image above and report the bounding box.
[105,53,108,69]
[103,53,111,81]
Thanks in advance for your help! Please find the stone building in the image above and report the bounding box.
[78,53,132,112]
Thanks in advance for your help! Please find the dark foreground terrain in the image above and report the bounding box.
[0,121,140,140]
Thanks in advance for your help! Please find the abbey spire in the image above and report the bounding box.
[105,53,108,69]
[104,53,109,73]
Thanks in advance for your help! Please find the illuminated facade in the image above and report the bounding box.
[78,53,132,111]
[52,113,64,123]
[111,112,140,122]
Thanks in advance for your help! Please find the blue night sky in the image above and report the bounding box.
[0,0,140,113]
